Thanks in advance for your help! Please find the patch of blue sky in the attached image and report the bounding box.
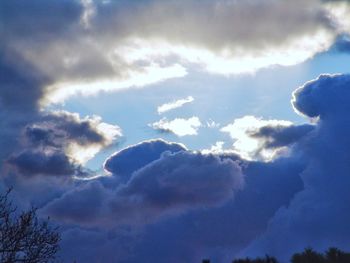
[54,50,350,170]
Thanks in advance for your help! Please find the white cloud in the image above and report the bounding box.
[324,1,350,34]
[116,32,333,76]
[221,116,292,160]
[206,119,220,128]
[150,117,202,136]
[157,96,194,114]
[43,63,187,105]
[201,141,226,155]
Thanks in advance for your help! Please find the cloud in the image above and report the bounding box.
[43,73,350,262]
[150,117,202,136]
[2,0,350,104]
[7,150,81,178]
[7,111,121,177]
[221,116,293,160]
[44,64,187,105]
[44,141,304,263]
[3,1,350,262]
[103,139,186,183]
[206,119,221,129]
[292,74,350,118]
[157,96,194,114]
[324,1,350,33]
[201,141,226,154]
[43,149,244,227]
[249,124,315,149]
[242,73,350,260]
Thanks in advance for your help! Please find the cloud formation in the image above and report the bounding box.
[157,96,194,114]
[103,139,186,182]
[2,0,350,104]
[44,140,304,262]
[221,116,293,160]
[44,147,244,227]
[150,116,202,136]
[243,74,350,260]
[45,73,350,262]
[2,1,350,262]
[7,111,121,177]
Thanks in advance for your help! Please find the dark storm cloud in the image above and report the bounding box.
[0,0,84,169]
[0,50,49,111]
[28,112,106,147]
[0,49,50,166]
[42,139,305,263]
[7,150,78,177]
[48,147,304,263]
[1,0,82,40]
[6,111,120,178]
[244,73,350,261]
[44,147,244,227]
[120,157,304,263]
[249,124,315,149]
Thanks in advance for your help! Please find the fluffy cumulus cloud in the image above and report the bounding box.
[103,139,186,182]
[43,145,245,228]
[43,139,304,262]
[1,0,350,104]
[242,74,350,260]
[150,117,202,136]
[7,111,121,178]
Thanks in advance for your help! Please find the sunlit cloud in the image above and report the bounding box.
[43,63,187,105]
[150,117,202,137]
[157,96,194,114]
[221,116,292,160]
[4,0,348,109]
[201,141,226,155]
[324,1,350,34]
[115,32,334,76]
[66,116,122,164]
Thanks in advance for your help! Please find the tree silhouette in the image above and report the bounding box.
[0,189,60,263]
[291,247,325,263]
[233,255,278,263]
[324,247,350,263]
[228,247,350,263]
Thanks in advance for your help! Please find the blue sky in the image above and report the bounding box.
[2,0,350,262]
[57,51,350,169]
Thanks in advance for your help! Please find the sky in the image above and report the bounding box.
[1,0,350,262]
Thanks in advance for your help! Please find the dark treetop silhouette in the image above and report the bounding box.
[202,247,350,263]
[0,189,60,263]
